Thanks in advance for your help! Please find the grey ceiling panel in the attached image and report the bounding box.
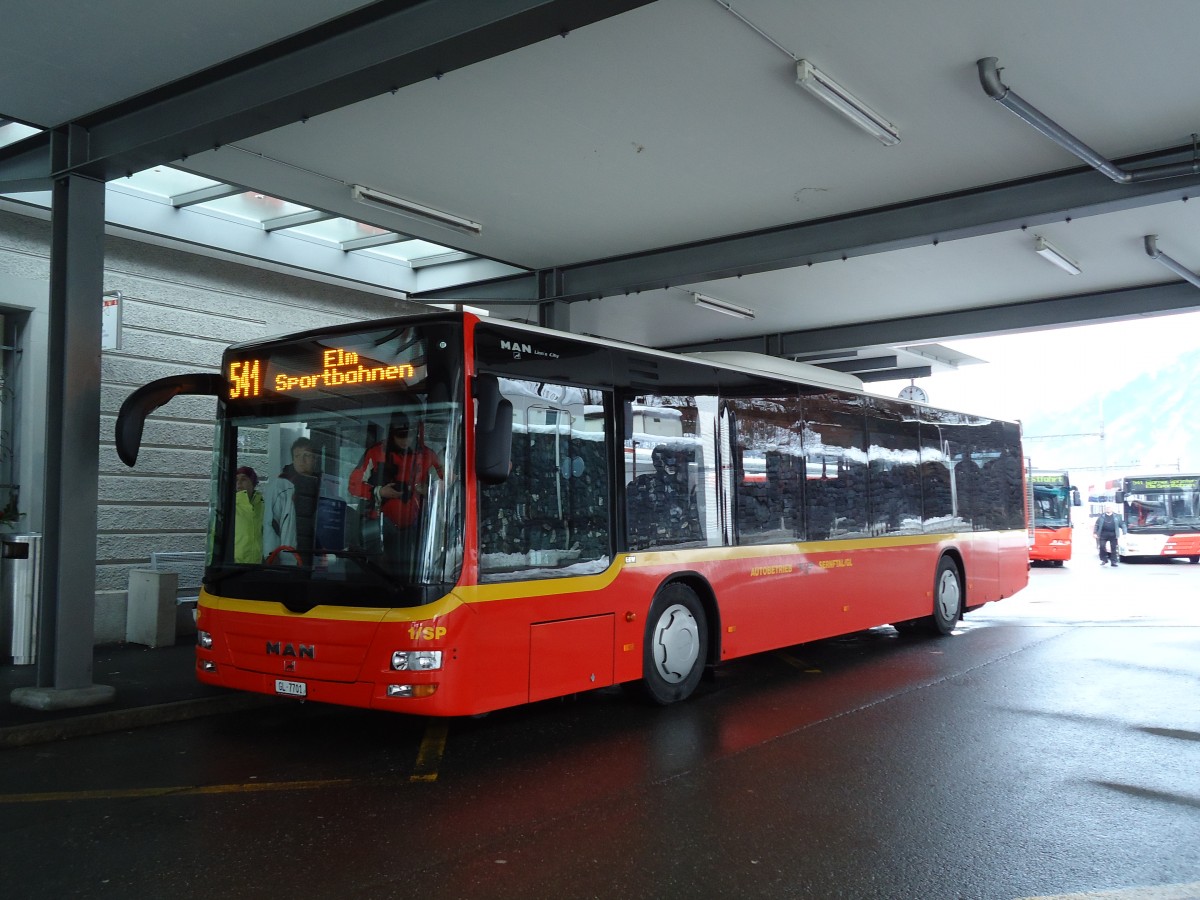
[0,0,656,191]
[414,144,1200,304]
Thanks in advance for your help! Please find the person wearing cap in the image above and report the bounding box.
[350,413,443,572]
[350,413,443,528]
[234,465,264,563]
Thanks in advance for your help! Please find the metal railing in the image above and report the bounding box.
[149,551,205,604]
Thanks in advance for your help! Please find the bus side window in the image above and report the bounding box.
[728,397,805,545]
[802,394,869,540]
[479,379,611,583]
[624,395,710,550]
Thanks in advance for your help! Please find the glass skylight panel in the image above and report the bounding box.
[369,239,456,263]
[0,122,40,150]
[200,192,310,225]
[287,217,391,246]
[119,167,222,200]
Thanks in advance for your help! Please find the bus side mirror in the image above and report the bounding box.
[1114,491,1124,504]
[474,373,512,485]
[116,373,224,466]
[1071,488,1081,507]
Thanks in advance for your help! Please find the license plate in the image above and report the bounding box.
[274,679,307,697]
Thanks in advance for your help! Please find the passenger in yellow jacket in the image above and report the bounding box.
[234,466,265,563]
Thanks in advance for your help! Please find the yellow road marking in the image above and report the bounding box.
[775,651,821,673]
[0,722,455,802]
[0,778,352,805]
[410,720,449,783]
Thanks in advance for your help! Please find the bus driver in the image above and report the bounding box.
[349,412,443,571]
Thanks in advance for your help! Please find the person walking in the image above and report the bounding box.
[1093,502,1126,566]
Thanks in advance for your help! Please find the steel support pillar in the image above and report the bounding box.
[11,172,114,711]
[537,269,570,331]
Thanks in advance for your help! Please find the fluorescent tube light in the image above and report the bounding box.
[796,60,900,147]
[693,292,755,320]
[1033,236,1081,275]
[351,185,482,235]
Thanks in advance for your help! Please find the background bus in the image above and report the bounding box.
[1028,470,1080,566]
[1115,474,1200,563]
[116,312,1029,717]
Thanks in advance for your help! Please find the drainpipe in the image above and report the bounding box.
[1144,234,1200,289]
[977,57,1200,184]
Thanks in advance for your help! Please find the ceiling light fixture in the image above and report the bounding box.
[1033,236,1081,275]
[693,292,755,319]
[350,185,482,235]
[796,60,900,147]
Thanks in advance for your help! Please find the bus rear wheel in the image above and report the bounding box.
[897,556,962,636]
[931,556,963,635]
[637,583,707,705]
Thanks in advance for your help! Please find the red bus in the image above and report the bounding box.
[1028,470,1079,566]
[1116,474,1200,563]
[116,312,1029,716]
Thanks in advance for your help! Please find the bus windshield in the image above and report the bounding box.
[208,322,464,610]
[1032,479,1071,528]
[1123,476,1200,533]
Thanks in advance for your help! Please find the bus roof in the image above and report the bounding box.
[483,315,865,392]
[684,351,864,392]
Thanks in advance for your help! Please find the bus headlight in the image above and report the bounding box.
[197,630,214,650]
[391,650,443,671]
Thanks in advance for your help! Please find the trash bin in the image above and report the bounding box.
[2,533,42,665]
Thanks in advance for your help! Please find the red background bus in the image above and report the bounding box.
[1028,470,1079,566]
[1117,474,1200,563]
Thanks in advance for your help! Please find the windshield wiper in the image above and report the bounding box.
[321,549,396,582]
[205,564,309,587]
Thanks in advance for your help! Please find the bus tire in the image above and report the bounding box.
[637,583,707,705]
[931,556,963,635]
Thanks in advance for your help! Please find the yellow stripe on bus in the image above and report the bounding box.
[201,530,1021,619]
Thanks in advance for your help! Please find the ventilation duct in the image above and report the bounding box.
[977,57,1200,184]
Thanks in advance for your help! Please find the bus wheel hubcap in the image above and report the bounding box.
[653,603,699,684]
[936,569,960,621]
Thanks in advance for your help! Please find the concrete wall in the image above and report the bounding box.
[0,207,427,642]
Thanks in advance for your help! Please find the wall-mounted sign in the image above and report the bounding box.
[102,292,122,350]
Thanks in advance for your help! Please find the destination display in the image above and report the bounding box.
[1126,477,1199,492]
[223,329,430,405]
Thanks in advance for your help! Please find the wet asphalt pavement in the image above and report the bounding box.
[1,549,1197,900]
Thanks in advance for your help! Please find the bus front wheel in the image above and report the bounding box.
[637,583,707,705]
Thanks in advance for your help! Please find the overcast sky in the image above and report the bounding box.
[870,308,1200,423]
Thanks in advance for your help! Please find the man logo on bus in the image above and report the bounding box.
[266,641,315,659]
[500,339,532,358]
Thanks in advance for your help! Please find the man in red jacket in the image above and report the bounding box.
[350,412,443,575]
